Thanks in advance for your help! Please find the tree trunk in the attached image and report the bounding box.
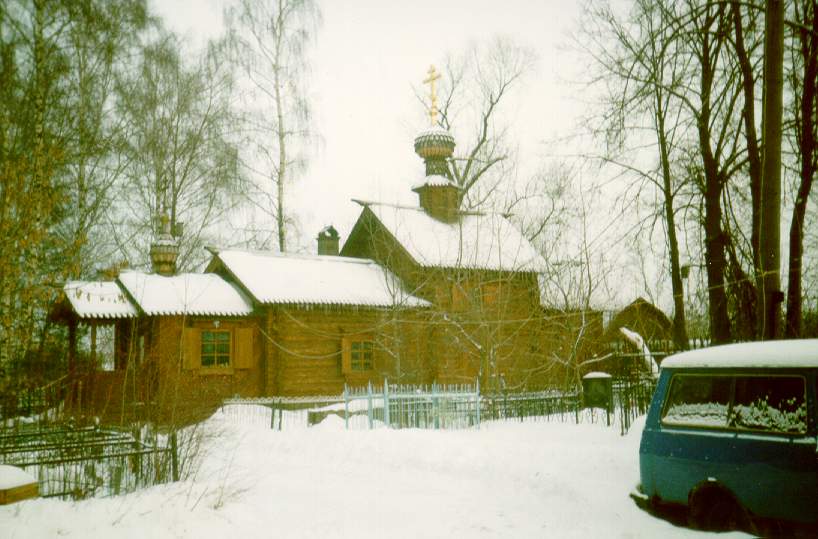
[655,93,688,350]
[697,20,732,345]
[786,1,818,337]
[731,1,761,338]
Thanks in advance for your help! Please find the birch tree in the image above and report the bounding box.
[226,0,320,252]
[113,32,241,271]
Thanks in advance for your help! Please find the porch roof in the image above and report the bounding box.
[62,281,138,319]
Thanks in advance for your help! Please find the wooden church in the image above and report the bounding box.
[53,74,592,421]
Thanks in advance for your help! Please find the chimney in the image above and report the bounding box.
[317,225,340,256]
[150,215,179,276]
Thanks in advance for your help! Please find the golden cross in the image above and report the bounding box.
[423,65,441,126]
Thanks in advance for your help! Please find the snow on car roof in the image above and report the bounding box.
[215,249,430,308]
[63,281,138,319]
[365,202,546,273]
[661,339,818,369]
[118,271,253,317]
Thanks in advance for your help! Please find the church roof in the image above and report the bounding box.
[117,271,254,317]
[62,281,138,319]
[362,202,547,273]
[213,249,430,308]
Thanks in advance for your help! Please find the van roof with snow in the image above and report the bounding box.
[660,339,818,370]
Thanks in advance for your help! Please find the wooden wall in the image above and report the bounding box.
[264,306,430,396]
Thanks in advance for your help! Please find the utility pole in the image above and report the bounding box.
[759,0,785,339]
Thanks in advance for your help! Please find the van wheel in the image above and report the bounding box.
[688,488,751,532]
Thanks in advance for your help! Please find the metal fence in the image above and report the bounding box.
[481,390,581,424]
[0,424,178,499]
[222,375,657,433]
[344,381,481,430]
[1,375,69,425]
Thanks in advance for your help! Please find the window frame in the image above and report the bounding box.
[350,340,374,372]
[200,329,231,368]
[342,336,375,374]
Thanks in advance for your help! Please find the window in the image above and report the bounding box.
[201,330,230,367]
[662,375,732,427]
[342,337,374,373]
[662,374,807,434]
[350,341,373,371]
[730,376,806,434]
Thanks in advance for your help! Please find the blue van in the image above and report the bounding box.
[637,339,818,531]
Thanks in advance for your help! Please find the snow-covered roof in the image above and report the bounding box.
[365,203,546,273]
[661,340,818,369]
[414,126,455,141]
[118,271,253,317]
[214,250,430,308]
[583,371,612,379]
[63,281,137,319]
[411,174,458,191]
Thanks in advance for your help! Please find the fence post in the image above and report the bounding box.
[344,386,349,430]
[433,382,439,430]
[383,378,390,428]
[475,378,481,429]
[170,431,179,482]
[367,381,373,429]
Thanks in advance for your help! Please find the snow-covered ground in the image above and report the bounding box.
[1,410,744,538]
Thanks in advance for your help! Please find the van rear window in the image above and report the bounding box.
[661,374,807,434]
[731,376,807,433]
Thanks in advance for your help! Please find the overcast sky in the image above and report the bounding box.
[152,0,588,251]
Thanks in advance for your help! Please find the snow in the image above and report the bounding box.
[63,281,137,319]
[411,174,457,190]
[663,403,729,427]
[117,271,254,317]
[0,413,740,538]
[619,327,658,378]
[583,371,612,379]
[214,249,430,308]
[365,202,547,273]
[661,339,818,369]
[0,465,36,490]
[414,126,455,141]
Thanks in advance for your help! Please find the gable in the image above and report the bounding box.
[347,202,546,274]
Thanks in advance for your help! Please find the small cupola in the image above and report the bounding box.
[149,215,179,276]
[317,225,340,256]
[413,65,460,223]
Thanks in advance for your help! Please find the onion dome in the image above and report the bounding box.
[150,215,179,276]
[414,127,456,178]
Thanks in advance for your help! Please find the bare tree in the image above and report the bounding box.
[581,0,692,349]
[113,32,241,271]
[784,0,818,337]
[226,0,320,252]
[417,37,536,210]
